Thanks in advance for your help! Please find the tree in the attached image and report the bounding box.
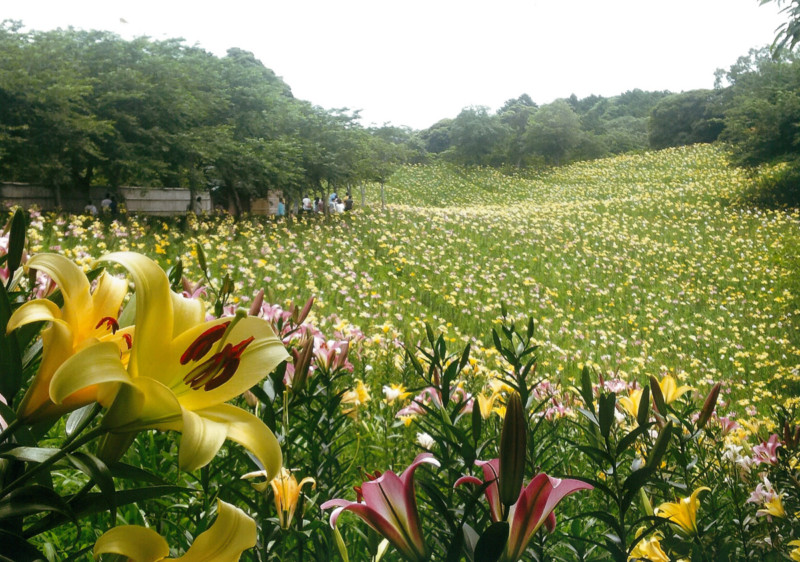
[448,106,505,166]
[525,100,582,165]
[647,90,725,149]
[761,0,800,53]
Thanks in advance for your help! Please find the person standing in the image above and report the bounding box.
[277,197,286,217]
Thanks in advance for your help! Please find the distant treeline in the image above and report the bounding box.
[1,20,798,209]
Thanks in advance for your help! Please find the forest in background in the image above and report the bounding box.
[0,16,799,209]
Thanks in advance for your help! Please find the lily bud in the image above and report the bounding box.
[499,392,527,512]
[649,375,667,416]
[696,382,721,429]
[249,289,264,317]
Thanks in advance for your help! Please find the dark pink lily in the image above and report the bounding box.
[321,453,439,561]
[455,459,593,562]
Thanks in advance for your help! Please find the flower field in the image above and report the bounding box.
[2,143,800,560]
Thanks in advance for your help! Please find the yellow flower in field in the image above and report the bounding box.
[757,494,786,519]
[94,500,255,561]
[618,388,643,419]
[342,379,370,418]
[628,527,669,562]
[656,375,693,404]
[242,467,316,530]
[476,391,501,420]
[7,254,132,423]
[49,253,288,475]
[788,539,800,561]
[655,487,710,536]
[382,383,410,404]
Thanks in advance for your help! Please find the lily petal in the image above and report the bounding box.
[179,409,229,472]
[49,341,130,408]
[6,299,61,332]
[195,404,282,479]
[93,525,170,562]
[173,500,257,562]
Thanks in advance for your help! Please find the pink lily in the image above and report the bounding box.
[321,453,439,561]
[455,459,593,562]
[752,434,782,466]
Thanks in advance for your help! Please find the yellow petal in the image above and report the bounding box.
[170,291,205,337]
[6,299,61,333]
[103,377,182,431]
[172,500,257,562]
[99,252,175,377]
[91,271,129,320]
[178,409,229,472]
[196,404,282,480]
[26,254,92,336]
[49,341,130,407]
[93,525,170,561]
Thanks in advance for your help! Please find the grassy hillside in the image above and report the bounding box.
[23,144,800,414]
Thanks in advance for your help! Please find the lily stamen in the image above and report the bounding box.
[96,316,120,334]
[181,322,230,364]
[183,336,256,391]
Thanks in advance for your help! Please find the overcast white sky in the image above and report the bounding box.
[3,0,787,130]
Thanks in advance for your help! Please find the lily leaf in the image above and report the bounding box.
[0,281,22,403]
[0,529,46,562]
[0,485,73,522]
[66,452,115,519]
[0,447,60,463]
[473,521,509,562]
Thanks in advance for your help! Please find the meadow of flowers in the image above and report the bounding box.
[1,143,800,561]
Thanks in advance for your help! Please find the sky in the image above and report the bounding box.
[3,0,787,130]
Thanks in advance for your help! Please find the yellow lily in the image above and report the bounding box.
[657,375,693,404]
[341,379,370,419]
[628,527,669,562]
[788,539,800,561]
[618,388,643,419]
[476,391,501,420]
[93,500,256,561]
[243,467,316,529]
[757,494,786,518]
[7,254,131,423]
[50,252,289,476]
[655,486,710,536]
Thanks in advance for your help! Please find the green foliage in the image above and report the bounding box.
[648,90,726,149]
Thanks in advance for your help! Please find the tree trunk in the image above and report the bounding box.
[360,184,366,207]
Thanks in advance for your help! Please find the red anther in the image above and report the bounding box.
[122,333,133,349]
[183,336,255,391]
[96,317,120,334]
[353,485,364,503]
[180,322,230,365]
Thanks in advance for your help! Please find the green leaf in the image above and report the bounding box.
[0,282,23,403]
[0,447,60,463]
[0,485,73,521]
[108,463,169,485]
[617,424,651,456]
[65,404,98,437]
[646,421,673,470]
[473,521,508,562]
[580,365,594,411]
[597,392,616,439]
[196,242,208,276]
[637,386,650,427]
[6,209,26,285]
[66,452,115,518]
[0,529,46,562]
